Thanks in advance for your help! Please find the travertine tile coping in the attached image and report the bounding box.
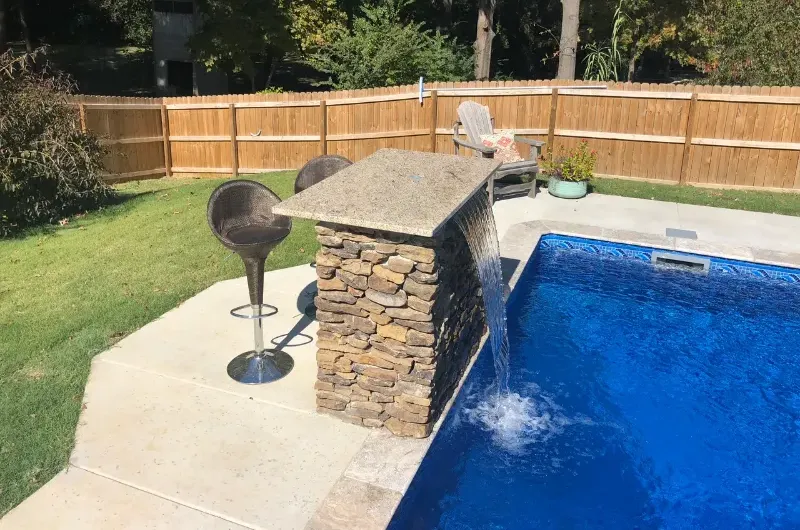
[273,149,500,237]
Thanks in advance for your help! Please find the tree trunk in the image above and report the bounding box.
[627,54,636,81]
[0,0,7,52]
[18,0,32,53]
[556,0,580,80]
[265,55,279,89]
[473,0,495,80]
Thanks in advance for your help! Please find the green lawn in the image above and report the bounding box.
[3,171,800,515]
[587,178,800,217]
[0,172,318,515]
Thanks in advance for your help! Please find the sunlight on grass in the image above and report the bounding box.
[588,178,800,217]
[0,172,316,514]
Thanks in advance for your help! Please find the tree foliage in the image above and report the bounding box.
[0,49,112,236]
[309,0,472,89]
[702,0,800,86]
[283,0,347,54]
[189,0,294,80]
[93,0,152,47]
[581,0,695,81]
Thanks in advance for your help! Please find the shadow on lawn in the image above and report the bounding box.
[2,188,159,240]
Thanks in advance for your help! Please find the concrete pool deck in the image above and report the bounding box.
[4,190,800,529]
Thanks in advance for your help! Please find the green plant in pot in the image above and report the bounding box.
[540,141,597,199]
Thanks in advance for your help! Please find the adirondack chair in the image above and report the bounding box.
[453,101,546,202]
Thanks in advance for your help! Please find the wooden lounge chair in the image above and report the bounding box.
[452,101,546,202]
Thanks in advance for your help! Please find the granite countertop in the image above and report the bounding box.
[273,149,501,237]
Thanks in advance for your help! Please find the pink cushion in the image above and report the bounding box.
[479,132,524,164]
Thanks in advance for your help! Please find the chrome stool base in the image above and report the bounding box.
[227,303,293,385]
[227,349,294,384]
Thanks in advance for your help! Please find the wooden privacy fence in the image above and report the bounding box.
[74,81,800,191]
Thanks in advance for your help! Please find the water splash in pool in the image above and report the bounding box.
[454,191,510,393]
[462,387,569,453]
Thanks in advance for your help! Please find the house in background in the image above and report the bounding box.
[153,0,227,96]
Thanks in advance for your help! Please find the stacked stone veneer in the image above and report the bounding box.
[313,220,485,438]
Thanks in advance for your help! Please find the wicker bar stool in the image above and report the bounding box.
[207,180,293,384]
[294,154,353,194]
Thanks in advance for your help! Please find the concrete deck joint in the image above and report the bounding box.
[95,357,316,417]
[70,465,262,530]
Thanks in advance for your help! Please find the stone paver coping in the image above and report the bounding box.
[273,149,500,237]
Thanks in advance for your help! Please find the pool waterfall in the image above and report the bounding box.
[454,191,511,394]
[454,191,546,449]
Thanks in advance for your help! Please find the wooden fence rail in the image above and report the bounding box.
[72,80,800,191]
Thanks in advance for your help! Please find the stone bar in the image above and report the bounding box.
[274,149,500,437]
[312,221,484,437]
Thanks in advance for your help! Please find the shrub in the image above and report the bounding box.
[308,0,472,89]
[0,50,112,237]
[540,141,597,182]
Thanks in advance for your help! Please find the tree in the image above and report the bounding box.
[189,0,294,92]
[474,0,495,80]
[615,0,688,81]
[702,0,800,86]
[309,0,471,89]
[93,0,152,47]
[556,0,580,79]
[578,0,699,82]
[283,0,347,55]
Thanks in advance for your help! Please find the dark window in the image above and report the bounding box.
[154,0,194,14]
[167,61,194,96]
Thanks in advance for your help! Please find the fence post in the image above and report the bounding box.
[429,90,438,153]
[229,103,238,177]
[320,100,328,156]
[547,88,559,153]
[78,103,87,132]
[679,92,698,185]
[160,103,172,177]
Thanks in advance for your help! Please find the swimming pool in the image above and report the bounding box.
[389,234,800,529]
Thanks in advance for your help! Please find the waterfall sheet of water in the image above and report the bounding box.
[454,191,510,393]
[455,191,553,450]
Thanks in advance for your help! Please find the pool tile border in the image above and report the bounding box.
[539,233,800,283]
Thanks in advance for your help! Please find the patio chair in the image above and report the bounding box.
[207,180,294,384]
[453,101,546,202]
[294,155,353,318]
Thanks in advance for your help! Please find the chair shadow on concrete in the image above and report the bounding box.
[269,279,316,349]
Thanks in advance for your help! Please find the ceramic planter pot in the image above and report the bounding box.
[548,175,588,199]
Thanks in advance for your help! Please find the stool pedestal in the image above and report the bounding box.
[228,302,294,384]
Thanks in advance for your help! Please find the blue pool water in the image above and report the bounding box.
[390,235,800,529]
